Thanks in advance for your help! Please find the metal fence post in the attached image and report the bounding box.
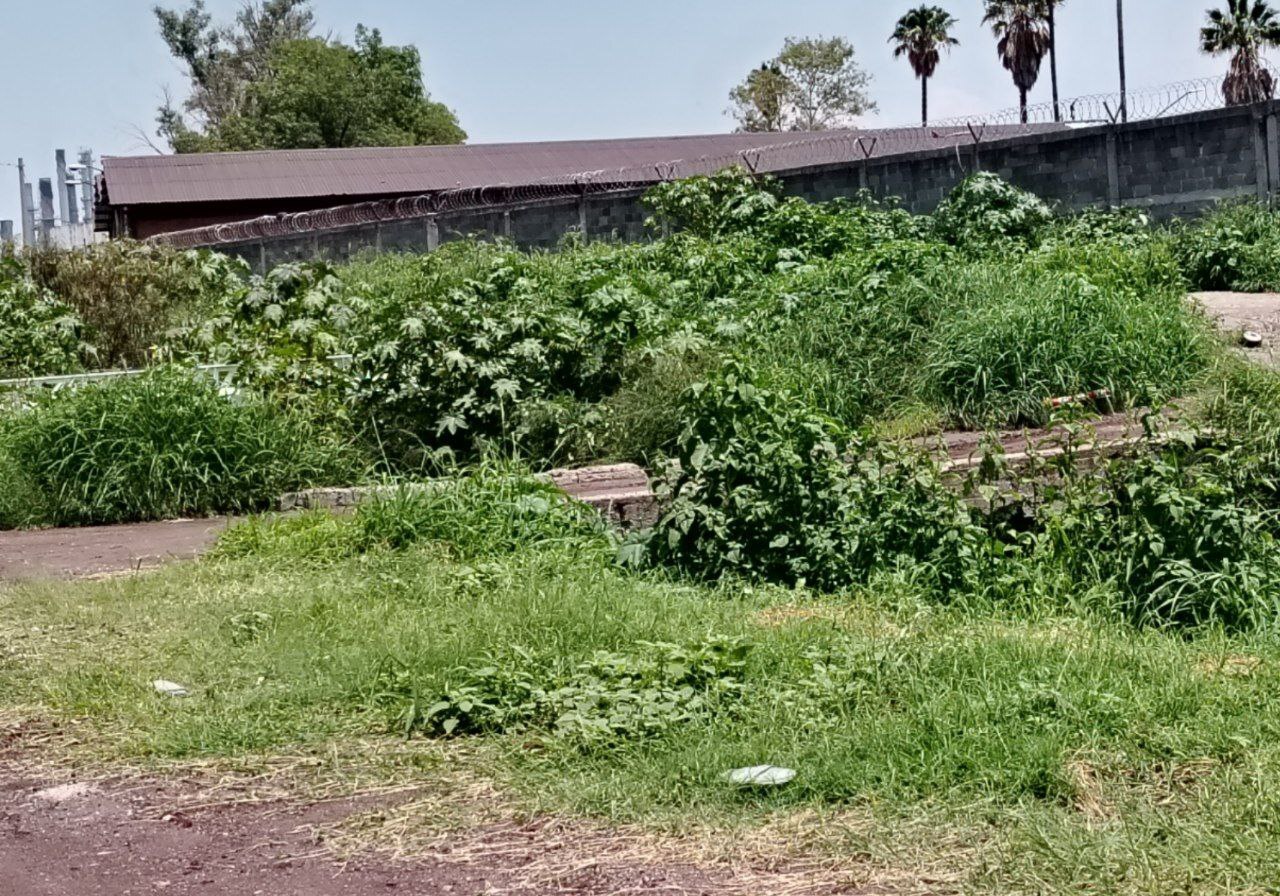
[1253,105,1271,202]
[1267,107,1280,205]
[1105,129,1121,207]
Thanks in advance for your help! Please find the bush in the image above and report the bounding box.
[25,241,246,367]
[1172,201,1280,292]
[344,244,672,465]
[0,367,365,526]
[932,172,1053,249]
[1040,444,1280,630]
[650,363,984,593]
[0,256,88,377]
[643,167,781,239]
[176,261,360,399]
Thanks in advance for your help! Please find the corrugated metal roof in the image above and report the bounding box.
[102,126,1065,206]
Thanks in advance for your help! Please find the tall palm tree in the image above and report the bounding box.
[1047,0,1066,121]
[1201,0,1280,106]
[890,6,960,126]
[982,0,1052,123]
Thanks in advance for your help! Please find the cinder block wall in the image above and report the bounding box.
[212,102,1280,273]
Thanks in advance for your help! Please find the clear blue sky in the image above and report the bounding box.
[0,1,1245,225]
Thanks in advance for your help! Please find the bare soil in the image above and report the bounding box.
[1192,290,1280,367]
[0,518,233,581]
[0,773,779,896]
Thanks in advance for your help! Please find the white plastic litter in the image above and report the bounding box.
[1243,330,1264,348]
[724,765,796,787]
[153,680,190,698]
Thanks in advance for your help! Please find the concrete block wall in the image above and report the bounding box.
[207,102,1280,273]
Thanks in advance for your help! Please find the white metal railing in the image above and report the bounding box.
[0,355,354,403]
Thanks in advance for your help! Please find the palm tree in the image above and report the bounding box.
[982,1,1052,123]
[1201,0,1280,106]
[890,6,960,126]
[1046,0,1066,121]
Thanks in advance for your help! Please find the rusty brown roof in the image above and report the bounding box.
[102,126,1066,207]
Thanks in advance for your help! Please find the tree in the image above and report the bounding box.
[154,1,464,152]
[727,36,876,132]
[1201,0,1280,106]
[890,6,960,127]
[728,63,789,132]
[155,0,315,150]
[982,1,1052,123]
[241,28,466,149]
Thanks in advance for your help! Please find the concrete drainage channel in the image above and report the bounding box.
[280,463,662,529]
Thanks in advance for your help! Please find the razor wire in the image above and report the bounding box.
[152,74,1271,250]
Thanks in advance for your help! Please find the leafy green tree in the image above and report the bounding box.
[155,0,315,151]
[728,36,876,132]
[728,63,790,132]
[155,1,464,152]
[890,6,960,126]
[982,1,1052,123]
[1201,0,1280,106]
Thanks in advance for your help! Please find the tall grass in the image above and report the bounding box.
[0,366,366,526]
[920,262,1215,426]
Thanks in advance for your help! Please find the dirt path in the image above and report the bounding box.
[0,775,773,896]
[1192,290,1280,366]
[0,733,867,896]
[0,518,233,581]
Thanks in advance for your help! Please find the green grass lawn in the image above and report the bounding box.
[3,533,1279,894]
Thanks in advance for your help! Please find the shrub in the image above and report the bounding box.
[1172,201,1280,292]
[25,241,247,367]
[643,167,781,239]
[1040,444,1280,630]
[0,367,364,526]
[344,245,670,464]
[650,362,984,593]
[932,172,1053,249]
[0,256,88,377]
[404,636,750,743]
[176,261,360,398]
[1041,206,1157,252]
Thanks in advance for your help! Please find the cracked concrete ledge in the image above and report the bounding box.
[279,463,660,528]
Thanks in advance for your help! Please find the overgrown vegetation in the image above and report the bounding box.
[13,174,1280,890]
[0,367,364,526]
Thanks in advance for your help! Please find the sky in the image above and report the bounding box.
[0,0,1246,225]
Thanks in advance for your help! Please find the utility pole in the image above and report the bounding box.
[1049,1,1061,123]
[1117,0,1128,123]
